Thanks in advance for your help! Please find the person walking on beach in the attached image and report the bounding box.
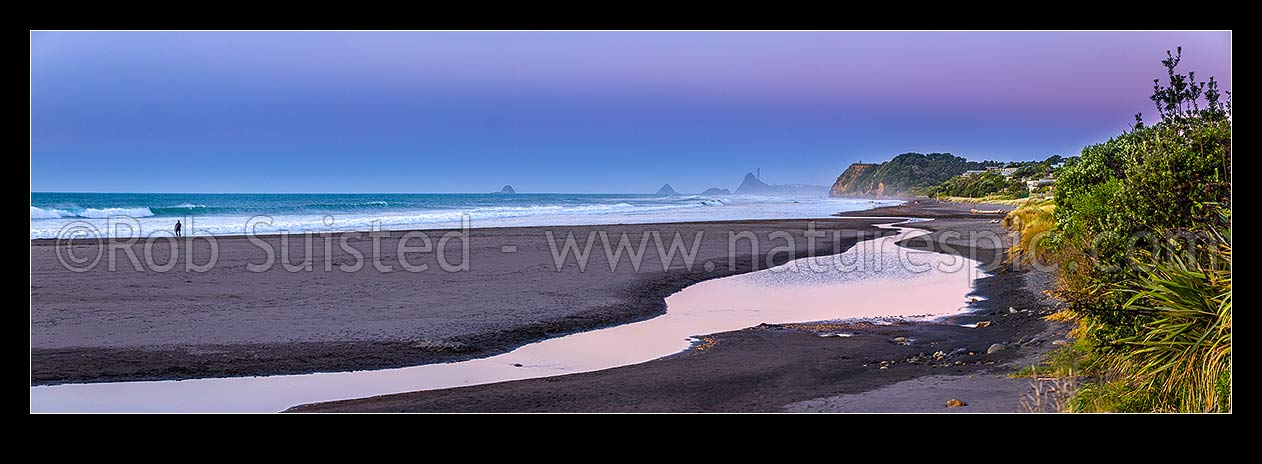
[175,220,182,237]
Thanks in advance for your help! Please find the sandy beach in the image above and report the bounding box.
[32,200,1071,412]
[32,218,891,385]
[287,200,1070,412]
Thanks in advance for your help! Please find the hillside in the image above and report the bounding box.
[925,171,1027,199]
[829,153,995,197]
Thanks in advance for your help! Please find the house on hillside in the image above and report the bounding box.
[1027,177,1055,192]
[960,169,987,177]
[985,166,1019,177]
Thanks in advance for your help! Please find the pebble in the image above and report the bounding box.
[948,348,969,357]
[987,343,1007,354]
[946,399,967,408]
[1009,307,1019,314]
[975,320,992,328]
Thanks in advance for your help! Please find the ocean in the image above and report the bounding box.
[30,192,902,239]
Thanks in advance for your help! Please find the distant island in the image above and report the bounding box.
[654,184,677,196]
[496,185,516,194]
[733,172,828,196]
[734,173,770,194]
[699,187,730,195]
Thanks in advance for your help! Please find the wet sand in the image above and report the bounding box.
[32,218,890,385]
[292,200,1071,413]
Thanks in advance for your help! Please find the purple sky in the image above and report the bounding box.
[30,31,1231,193]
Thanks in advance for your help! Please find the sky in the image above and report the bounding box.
[30,31,1231,194]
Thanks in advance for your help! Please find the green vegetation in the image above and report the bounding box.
[1006,48,1231,412]
[923,171,1028,199]
[829,153,1000,196]
[1075,222,1231,411]
[923,153,1073,200]
[1011,155,1067,180]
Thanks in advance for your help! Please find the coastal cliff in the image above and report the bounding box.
[829,163,880,196]
[830,153,994,197]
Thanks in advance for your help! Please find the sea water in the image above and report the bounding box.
[30,192,903,239]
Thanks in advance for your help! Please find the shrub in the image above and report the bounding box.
[1075,214,1230,412]
[1048,47,1230,350]
[1011,48,1231,412]
[928,171,1028,199]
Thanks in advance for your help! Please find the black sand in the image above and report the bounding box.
[290,200,1071,412]
[32,218,890,385]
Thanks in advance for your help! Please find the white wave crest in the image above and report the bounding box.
[30,207,74,219]
[78,207,155,218]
